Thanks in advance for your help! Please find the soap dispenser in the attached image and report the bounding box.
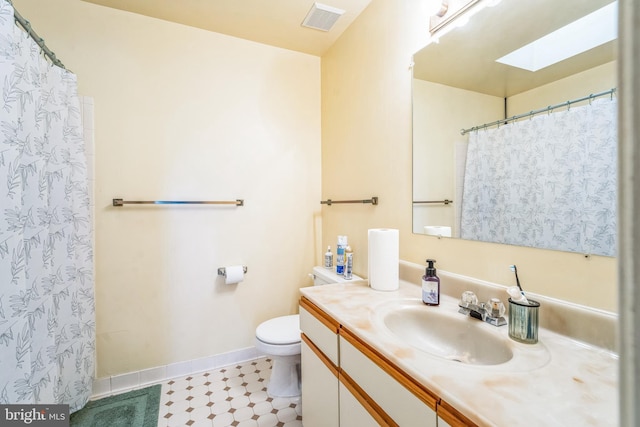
[422,259,440,306]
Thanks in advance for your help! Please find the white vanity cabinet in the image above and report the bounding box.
[340,328,438,427]
[300,297,475,427]
[338,380,381,426]
[299,298,340,427]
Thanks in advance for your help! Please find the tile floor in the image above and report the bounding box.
[157,357,303,427]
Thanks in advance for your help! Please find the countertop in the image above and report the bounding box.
[299,279,618,427]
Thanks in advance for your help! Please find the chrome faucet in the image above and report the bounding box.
[458,291,506,327]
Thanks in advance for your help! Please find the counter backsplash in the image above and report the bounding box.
[398,260,618,353]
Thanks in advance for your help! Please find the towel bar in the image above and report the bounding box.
[321,196,378,206]
[113,199,244,206]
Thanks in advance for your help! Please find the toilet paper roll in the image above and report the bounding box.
[424,226,452,237]
[368,228,399,291]
[224,265,245,285]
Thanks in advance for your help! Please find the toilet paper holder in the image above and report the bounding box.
[217,266,248,277]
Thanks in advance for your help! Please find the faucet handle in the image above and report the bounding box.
[460,291,478,306]
[486,298,506,319]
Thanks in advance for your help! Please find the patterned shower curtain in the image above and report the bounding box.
[0,0,94,413]
[460,98,617,256]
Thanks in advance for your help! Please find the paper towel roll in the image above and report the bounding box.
[424,226,452,237]
[368,228,399,291]
[224,265,245,285]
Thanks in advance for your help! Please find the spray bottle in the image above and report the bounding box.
[344,246,353,279]
[336,236,347,275]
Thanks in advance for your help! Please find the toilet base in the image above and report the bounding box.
[267,354,301,398]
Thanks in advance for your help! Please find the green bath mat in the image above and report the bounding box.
[70,384,161,427]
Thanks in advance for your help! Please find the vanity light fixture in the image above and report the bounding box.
[301,2,345,32]
[428,0,489,43]
[496,2,617,72]
[424,0,448,18]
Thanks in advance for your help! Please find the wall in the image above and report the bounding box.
[14,0,321,377]
[321,0,617,312]
[508,62,617,115]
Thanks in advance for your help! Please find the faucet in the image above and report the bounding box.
[458,291,506,327]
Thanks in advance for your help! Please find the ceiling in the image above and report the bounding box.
[80,0,372,56]
[413,0,617,97]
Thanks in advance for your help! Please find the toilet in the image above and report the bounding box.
[255,266,362,397]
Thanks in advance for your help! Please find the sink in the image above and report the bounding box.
[379,300,514,365]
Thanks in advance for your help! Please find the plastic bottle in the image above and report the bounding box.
[324,246,333,269]
[336,236,347,275]
[422,259,440,306]
[344,246,353,279]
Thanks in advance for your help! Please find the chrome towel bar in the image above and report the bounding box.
[321,196,378,206]
[113,199,244,206]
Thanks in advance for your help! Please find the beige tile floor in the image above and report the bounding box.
[157,357,302,427]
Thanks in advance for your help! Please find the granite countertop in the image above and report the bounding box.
[300,279,618,427]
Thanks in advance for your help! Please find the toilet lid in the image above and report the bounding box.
[256,314,300,345]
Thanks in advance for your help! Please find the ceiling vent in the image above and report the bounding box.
[302,2,345,32]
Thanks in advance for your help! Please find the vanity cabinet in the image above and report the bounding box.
[338,380,381,426]
[300,338,339,426]
[299,298,340,427]
[340,328,437,427]
[300,296,476,427]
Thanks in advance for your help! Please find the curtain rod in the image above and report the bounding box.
[460,88,617,135]
[6,0,67,70]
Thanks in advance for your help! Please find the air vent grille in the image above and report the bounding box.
[302,2,345,32]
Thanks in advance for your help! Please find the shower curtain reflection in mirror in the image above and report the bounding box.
[460,98,617,256]
[0,0,94,412]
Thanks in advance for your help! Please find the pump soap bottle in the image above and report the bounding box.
[422,259,440,306]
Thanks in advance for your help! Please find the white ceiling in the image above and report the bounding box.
[80,0,372,56]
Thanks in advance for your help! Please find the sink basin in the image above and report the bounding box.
[380,301,514,365]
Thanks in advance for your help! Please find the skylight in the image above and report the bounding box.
[496,2,617,72]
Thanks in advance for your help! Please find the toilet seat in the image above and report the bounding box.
[256,314,300,345]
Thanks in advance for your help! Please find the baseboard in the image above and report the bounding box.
[92,346,262,400]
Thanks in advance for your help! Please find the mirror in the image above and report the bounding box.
[412,0,617,256]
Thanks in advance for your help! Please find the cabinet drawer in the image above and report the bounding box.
[340,333,437,427]
[299,299,339,365]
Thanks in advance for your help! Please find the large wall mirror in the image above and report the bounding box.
[412,0,618,256]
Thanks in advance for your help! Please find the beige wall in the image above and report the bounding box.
[321,0,617,311]
[14,0,321,377]
[508,61,617,114]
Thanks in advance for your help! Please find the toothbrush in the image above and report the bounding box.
[509,265,529,303]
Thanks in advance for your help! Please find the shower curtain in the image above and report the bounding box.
[460,98,617,256]
[0,0,94,412]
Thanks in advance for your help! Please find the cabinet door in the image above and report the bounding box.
[340,332,438,427]
[301,337,339,427]
[339,382,380,427]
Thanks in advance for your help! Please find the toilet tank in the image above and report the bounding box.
[312,266,363,286]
